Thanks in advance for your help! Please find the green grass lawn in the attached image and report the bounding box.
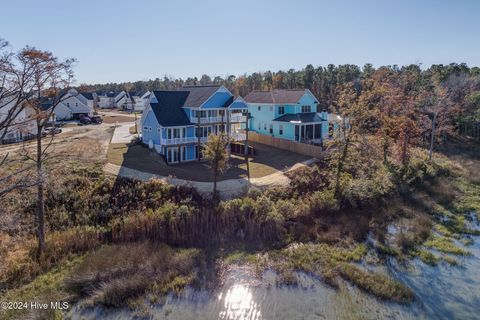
[107,142,310,182]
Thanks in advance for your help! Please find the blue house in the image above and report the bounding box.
[141,86,248,164]
[244,89,336,143]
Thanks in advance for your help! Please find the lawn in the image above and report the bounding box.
[102,115,135,124]
[107,142,311,182]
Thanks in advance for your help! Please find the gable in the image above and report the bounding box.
[201,91,233,109]
[297,91,318,106]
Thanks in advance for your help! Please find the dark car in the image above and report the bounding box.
[79,117,92,125]
[91,115,103,124]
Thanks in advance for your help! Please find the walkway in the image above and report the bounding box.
[103,159,315,199]
[111,122,135,143]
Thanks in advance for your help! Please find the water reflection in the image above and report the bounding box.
[219,284,261,320]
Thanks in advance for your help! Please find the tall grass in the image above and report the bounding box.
[65,242,204,307]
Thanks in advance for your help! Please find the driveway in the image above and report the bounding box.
[111,123,135,143]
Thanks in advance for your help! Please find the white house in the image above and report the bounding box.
[79,92,96,110]
[97,91,127,108]
[54,89,94,120]
[0,95,49,144]
[134,91,151,112]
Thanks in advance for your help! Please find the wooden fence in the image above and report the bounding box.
[248,131,324,158]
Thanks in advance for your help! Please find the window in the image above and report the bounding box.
[270,106,273,112]
[264,123,267,131]
[75,103,78,107]
[66,103,70,107]
[258,106,261,111]
[279,125,284,135]
[301,105,311,113]
[269,124,273,134]
[278,106,285,115]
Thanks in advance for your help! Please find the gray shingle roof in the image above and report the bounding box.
[244,89,317,104]
[176,85,220,108]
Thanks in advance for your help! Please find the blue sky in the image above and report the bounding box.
[1,0,479,84]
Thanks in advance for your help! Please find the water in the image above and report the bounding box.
[69,216,480,320]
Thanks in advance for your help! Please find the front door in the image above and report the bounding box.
[167,147,180,164]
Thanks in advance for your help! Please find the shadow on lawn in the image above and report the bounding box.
[111,141,310,182]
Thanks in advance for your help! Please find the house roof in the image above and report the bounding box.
[244,89,317,104]
[150,91,192,127]
[273,112,326,123]
[228,96,248,109]
[175,85,221,108]
[80,92,94,100]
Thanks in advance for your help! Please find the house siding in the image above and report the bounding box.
[142,110,160,145]
[201,91,232,109]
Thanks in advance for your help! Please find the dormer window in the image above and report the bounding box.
[301,105,311,113]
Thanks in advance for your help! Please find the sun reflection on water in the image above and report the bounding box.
[218,284,262,320]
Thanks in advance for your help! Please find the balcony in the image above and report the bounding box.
[230,114,246,123]
[160,136,208,145]
[190,116,224,124]
[230,132,246,141]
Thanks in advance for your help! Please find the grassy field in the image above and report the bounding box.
[106,141,310,181]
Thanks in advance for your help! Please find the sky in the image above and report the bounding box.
[1,0,479,84]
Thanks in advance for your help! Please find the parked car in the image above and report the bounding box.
[43,127,62,136]
[78,114,92,125]
[91,115,103,124]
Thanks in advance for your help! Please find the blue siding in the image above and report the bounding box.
[296,92,317,113]
[201,92,232,109]
[142,110,160,144]
[186,126,195,137]
[186,144,196,160]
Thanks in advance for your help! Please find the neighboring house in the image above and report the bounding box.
[79,92,97,109]
[121,91,152,112]
[97,91,126,108]
[244,89,336,144]
[54,89,94,120]
[0,95,53,144]
[141,85,247,164]
[133,91,151,112]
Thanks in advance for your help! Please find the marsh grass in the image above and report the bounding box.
[424,235,471,256]
[244,242,413,303]
[0,256,84,320]
[65,242,205,308]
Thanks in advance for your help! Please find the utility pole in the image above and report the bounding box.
[244,111,250,181]
[197,110,201,161]
[134,112,138,134]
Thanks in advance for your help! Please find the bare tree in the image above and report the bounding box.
[0,40,41,197]
[15,48,75,257]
